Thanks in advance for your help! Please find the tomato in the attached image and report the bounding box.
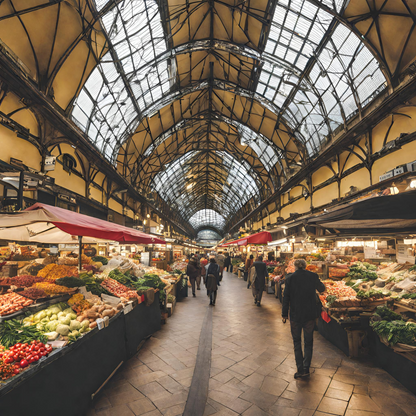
[31,340,36,344]
[34,345,40,351]
[13,368,20,375]
[19,359,28,368]
[39,347,45,353]
[15,343,21,348]
[33,355,39,361]
[5,357,14,364]
[22,343,28,348]
[38,343,44,348]
[29,346,36,352]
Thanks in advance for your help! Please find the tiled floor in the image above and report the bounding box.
[87,271,416,416]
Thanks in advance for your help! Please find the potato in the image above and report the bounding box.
[89,321,97,329]
[98,306,105,314]
[116,303,123,310]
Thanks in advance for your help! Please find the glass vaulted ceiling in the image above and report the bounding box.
[70,0,387,233]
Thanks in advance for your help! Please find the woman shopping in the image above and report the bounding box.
[206,258,220,306]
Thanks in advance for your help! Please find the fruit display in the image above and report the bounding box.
[0,275,44,287]
[0,293,33,316]
[19,288,47,300]
[37,264,79,282]
[32,282,75,295]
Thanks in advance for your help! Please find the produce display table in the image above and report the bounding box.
[176,275,188,301]
[369,329,416,396]
[0,312,126,416]
[318,315,367,357]
[124,292,161,358]
[0,295,163,416]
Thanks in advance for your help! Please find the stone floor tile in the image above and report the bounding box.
[353,386,368,395]
[128,398,157,415]
[140,410,163,416]
[239,387,279,411]
[129,371,167,388]
[152,391,188,410]
[268,404,301,416]
[241,372,265,388]
[333,373,370,386]
[108,389,145,406]
[208,390,252,413]
[344,411,384,416]
[325,387,352,401]
[160,403,186,416]
[317,397,348,415]
[203,402,218,416]
[106,404,136,416]
[347,395,381,413]
[291,391,323,410]
[329,380,354,393]
[156,376,184,394]
[213,369,236,384]
[229,362,256,377]
[241,404,269,415]
[137,381,171,401]
[260,375,288,396]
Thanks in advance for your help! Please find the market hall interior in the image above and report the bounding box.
[86,271,416,416]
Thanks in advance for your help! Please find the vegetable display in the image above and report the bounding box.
[100,278,139,299]
[0,340,52,380]
[0,319,47,348]
[0,293,33,316]
[371,320,416,346]
[19,288,47,300]
[79,273,110,296]
[55,276,86,288]
[92,256,108,265]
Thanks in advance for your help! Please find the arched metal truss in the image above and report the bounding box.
[0,0,399,235]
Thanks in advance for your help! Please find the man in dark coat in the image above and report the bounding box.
[282,259,325,379]
[252,255,268,306]
[206,258,219,306]
[186,259,199,297]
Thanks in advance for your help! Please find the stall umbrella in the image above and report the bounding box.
[0,203,165,270]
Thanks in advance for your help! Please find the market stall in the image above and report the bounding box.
[0,205,172,415]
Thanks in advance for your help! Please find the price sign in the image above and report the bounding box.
[123,303,133,314]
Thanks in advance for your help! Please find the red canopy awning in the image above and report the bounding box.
[22,203,165,244]
[222,231,272,247]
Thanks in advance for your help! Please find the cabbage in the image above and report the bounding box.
[46,320,59,332]
[56,324,70,335]
[81,320,90,329]
[36,322,45,331]
[34,311,46,321]
[48,306,61,315]
[70,320,81,331]
[50,314,58,321]
[68,313,77,320]
[45,310,52,317]
[71,330,80,337]
[41,317,50,324]
[63,308,73,315]
[58,316,71,326]
[57,312,65,318]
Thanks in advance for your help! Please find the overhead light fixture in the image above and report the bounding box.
[143,220,147,225]
[410,179,416,189]
[147,214,150,218]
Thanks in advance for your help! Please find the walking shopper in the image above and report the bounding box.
[251,255,268,306]
[206,258,220,306]
[224,252,231,272]
[215,251,225,284]
[245,254,254,286]
[186,258,199,297]
[282,259,325,379]
[200,255,208,285]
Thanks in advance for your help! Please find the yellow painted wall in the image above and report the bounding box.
[108,198,123,215]
[312,166,334,188]
[312,182,339,208]
[280,197,310,219]
[88,186,103,204]
[0,125,41,169]
[340,168,371,196]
